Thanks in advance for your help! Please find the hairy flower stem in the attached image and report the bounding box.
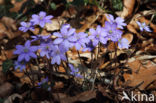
[35,59,41,79]
[65,52,70,68]
[77,50,83,65]
[27,64,35,87]
[113,42,118,87]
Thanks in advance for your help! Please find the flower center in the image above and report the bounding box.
[141,24,144,28]
[96,34,100,38]
[63,35,68,39]
[109,30,113,34]
[56,50,60,54]
[24,48,29,53]
[40,16,44,20]
[26,24,30,28]
[46,46,49,50]
[76,35,80,40]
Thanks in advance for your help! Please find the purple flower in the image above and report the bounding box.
[82,41,94,52]
[39,42,53,59]
[14,40,38,62]
[19,21,34,32]
[38,77,49,86]
[89,25,107,47]
[31,34,51,42]
[136,21,152,32]
[73,32,90,50]
[31,11,53,28]
[38,77,51,91]
[53,24,77,48]
[118,38,130,49]
[106,14,126,29]
[103,21,123,42]
[14,61,26,71]
[69,64,83,78]
[51,45,67,65]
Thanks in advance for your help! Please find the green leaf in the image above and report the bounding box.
[111,0,123,11]
[2,59,13,73]
[16,0,23,2]
[50,3,57,10]
[71,0,85,6]
[0,98,4,103]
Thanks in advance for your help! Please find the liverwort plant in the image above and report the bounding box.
[14,61,27,71]
[89,25,107,47]
[53,24,77,49]
[136,21,152,32]
[106,14,126,29]
[73,32,90,50]
[118,38,130,49]
[69,64,83,78]
[103,21,123,42]
[31,11,53,28]
[19,21,34,32]
[31,34,51,42]
[13,11,132,91]
[39,41,53,59]
[14,40,38,62]
[50,44,67,65]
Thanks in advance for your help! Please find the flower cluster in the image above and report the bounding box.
[19,11,53,32]
[69,64,83,78]
[14,12,137,79]
[38,77,51,91]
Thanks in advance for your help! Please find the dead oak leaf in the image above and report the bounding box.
[121,0,136,19]
[123,59,156,90]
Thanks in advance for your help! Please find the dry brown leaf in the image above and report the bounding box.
[0,82,13,98]
[0,49,15,66]
[0,17,22,39]
[58,66,66,73]
[107,42,118,51]
[0,23,8,39]
[45,18,66,31]
[20,76,31,84]
[10,0,27,12]
[13,71,24,78]
[76,6,100,32]
[122,33,133,44]
[4,93,22,103]
[61,6,77,18]
[53,90,96,103]
[121,0,136,18]
[53,81,64,90]
[0,0,4,4]
[1,17,17,31]
[0,71,6,84]
[123,59,156,90]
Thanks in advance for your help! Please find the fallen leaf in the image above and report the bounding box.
[10,0,27,12]
[4,93,22,103]
[123,59,156,90]
[0,82,13,98]
[53,90,96,103]
[45,18,65,31]
[121,0,136,18]
[53,81,64,90]
[123,33,133,44]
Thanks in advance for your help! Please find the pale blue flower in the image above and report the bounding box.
[14,40,38,62]
[89,25,107,47]
[31,11,53,28]
[118,38,130,49]
[106,14,126,29]
[136,21,152,32]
